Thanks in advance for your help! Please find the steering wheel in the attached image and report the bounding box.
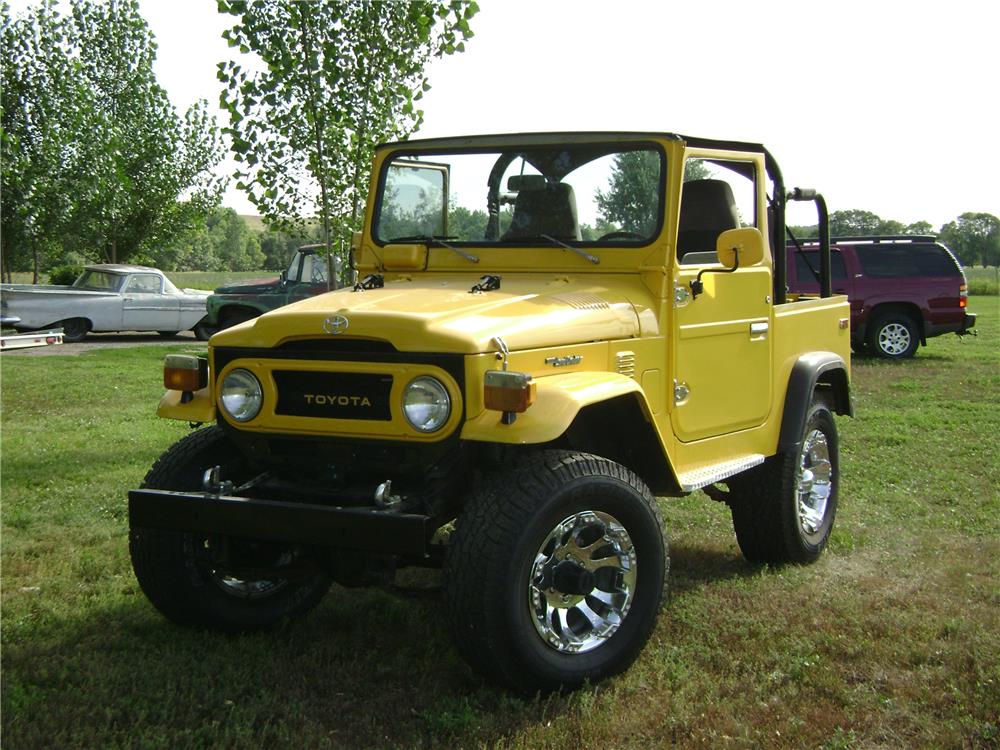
[597,231,644,242]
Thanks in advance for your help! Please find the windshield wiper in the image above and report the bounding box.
[386,234,479,264]
[533,234,600,265]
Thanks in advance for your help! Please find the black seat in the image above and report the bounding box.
[502,183,582,241]
[677,179,740,260]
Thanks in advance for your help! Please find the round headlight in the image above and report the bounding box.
[219,368,263,422]
[402,376,451,433]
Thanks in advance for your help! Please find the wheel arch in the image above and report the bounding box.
[461,372,680,495]
[866,301,926,345]
[777,352,852,455]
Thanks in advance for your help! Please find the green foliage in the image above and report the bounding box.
[595,150,660,235]
[47,264,84,286]
[1,0,226,276]
[939,212,1000,267]
[217,0,478,272]
[158,208,265,272]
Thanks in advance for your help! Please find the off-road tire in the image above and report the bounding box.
[728,398,839,565]
[866,311,919,359]
[445,450,668,693]
[130,426,330,631]
[193,321,216,341]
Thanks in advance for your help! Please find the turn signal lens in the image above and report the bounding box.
[959,284,968,308]
[164,355,208,392]
[484,370,536,413]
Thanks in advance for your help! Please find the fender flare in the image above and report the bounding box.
[461,371,650,445]
[778,352,852,455]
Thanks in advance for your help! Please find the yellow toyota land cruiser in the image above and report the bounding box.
[129,132,852,692]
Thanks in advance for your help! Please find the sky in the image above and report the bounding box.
[36,0,1000,228]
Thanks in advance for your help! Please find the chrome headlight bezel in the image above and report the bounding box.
[219,368,263,423]
[402,376,451,433]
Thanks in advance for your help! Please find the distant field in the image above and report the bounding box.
[966,265,1000,295]
[1,300,996,748]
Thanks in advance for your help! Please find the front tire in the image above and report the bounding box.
[728,397,839,565]
[129,426,330,631]
[445,451,668,693]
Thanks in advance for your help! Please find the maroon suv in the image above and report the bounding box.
[786,235,977,358]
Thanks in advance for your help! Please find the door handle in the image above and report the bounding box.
[750,322,769,337]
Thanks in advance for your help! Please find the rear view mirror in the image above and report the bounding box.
[717,227,765,269]
[507,174,547,192]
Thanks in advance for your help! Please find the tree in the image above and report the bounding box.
[1,1,91,281]
[595,150,661,235]
[217,0,478,282]
[939,213,1000,267]
[0,0,226,277]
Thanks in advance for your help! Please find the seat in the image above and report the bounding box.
[502,182,582,241]
[677,179,740,260]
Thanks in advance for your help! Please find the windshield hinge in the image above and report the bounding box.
[470,275,501,294]
[353,273,384,292]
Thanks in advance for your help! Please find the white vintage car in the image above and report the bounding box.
[0,264,212,342]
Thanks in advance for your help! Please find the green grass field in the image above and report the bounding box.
[2,299,998,749]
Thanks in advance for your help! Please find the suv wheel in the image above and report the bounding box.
[445,451,668,693]
[867,312,919,359]
[728,396,839,565]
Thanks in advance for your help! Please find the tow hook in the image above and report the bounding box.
[374,479,403,510]
[202,466,233,496]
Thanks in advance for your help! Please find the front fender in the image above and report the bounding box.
[157,387,216,423]
[461,371,647,445]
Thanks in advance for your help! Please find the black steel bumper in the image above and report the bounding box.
[128,489,431,557]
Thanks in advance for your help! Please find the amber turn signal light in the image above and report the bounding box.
[484,370,536,413]
[164,354,208,392]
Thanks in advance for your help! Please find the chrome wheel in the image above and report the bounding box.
[877,322,911,356]
[529,510,638,653]
[796,429,833,536]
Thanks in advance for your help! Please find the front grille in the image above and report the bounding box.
[273,371,393,420]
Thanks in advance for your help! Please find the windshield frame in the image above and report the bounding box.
[371,140,668,251]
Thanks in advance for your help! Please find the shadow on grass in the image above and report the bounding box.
[668,543,761,598]
[2,545,764,747]
[0,577,558,748]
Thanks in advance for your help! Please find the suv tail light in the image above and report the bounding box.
[959,284,968,309]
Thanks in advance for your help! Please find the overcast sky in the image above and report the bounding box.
[93,0,1000,227]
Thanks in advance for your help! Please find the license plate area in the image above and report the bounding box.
[273,371,393,420]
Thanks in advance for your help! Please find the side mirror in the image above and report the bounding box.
[691,227,767,299]
[716,227,765,269]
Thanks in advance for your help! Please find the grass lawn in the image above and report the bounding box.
[1,299,997,749]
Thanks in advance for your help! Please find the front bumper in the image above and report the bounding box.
[128,489,432,557]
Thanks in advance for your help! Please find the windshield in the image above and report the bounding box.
[374,143,665,247]
[73,270,124,292]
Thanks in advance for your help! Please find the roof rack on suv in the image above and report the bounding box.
[793,235,938,245]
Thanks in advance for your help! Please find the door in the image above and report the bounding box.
[670,154,773,443]
[122,273,181,331]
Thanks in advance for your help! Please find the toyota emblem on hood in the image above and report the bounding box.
[323,315,349,335]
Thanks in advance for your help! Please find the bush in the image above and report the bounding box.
[47,265,85,286]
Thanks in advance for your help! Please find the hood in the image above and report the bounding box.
[213,277,281,295]
[211,274,658,353]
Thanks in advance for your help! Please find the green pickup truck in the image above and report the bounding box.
[202,245,342,333]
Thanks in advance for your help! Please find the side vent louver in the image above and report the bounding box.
[615,351,636,378]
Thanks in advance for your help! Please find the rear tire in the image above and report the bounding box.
[728,398,839,565]
[59,318,89,343]
[867,311,919,359]
[445,451,667,692]
[129,426,330,630]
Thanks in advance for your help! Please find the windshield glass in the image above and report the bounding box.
[374,143,665,246]
[73,270,124,292]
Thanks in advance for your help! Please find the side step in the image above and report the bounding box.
[676,454,765,492]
